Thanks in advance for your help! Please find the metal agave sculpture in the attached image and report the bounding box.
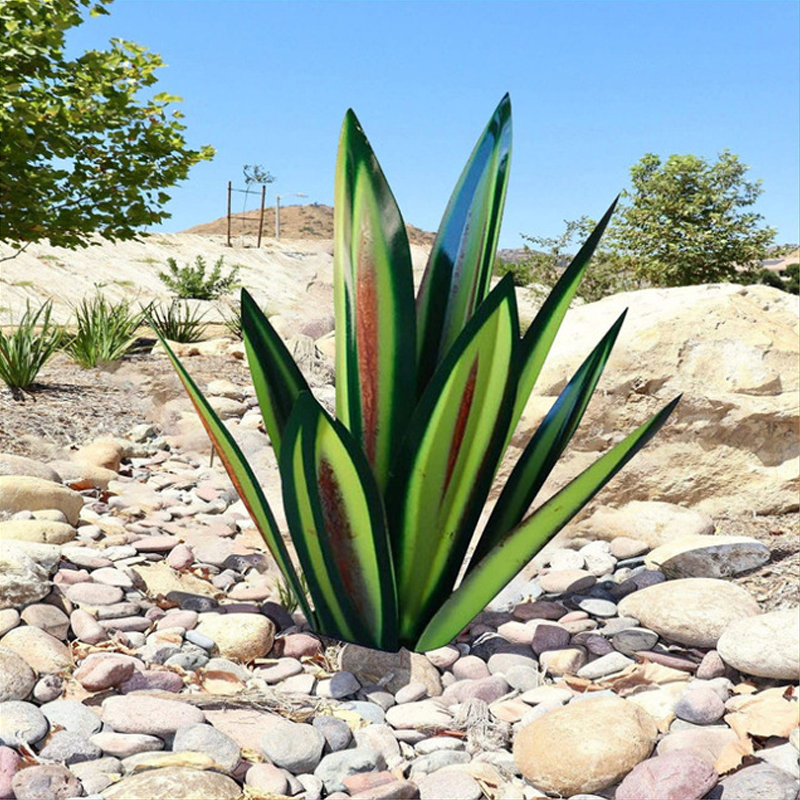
[157,95,679,653]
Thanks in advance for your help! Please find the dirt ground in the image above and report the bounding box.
[2,348,797,613]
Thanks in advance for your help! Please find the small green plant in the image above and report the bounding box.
[158,255,241,300]
[274,573,309,615]
[217,302,243,340]
[64,292,146,368]
[157,97,678,652]
[0,301,64,391]
[148,300,208,343]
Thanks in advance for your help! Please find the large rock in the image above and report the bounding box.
[0,627,71,674]
[0,649,36,702]
[0,477,83,525]
[0,520,76,545]
[716,608,800,680]
[615,751,718,800]
[195,613,274,661]
[513,695,657,795]
[339,645,443,696]
[0,455,61,483]
[645,535,771,578]
[101,766,242,800]
[617,578,760,647]
[101,696,205,737]
[509,284,799,517]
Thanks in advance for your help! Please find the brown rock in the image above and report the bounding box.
[513,695,657,796]
[101,766,241,800]
[73,439,125,472]
[19,604,70,639]
[102,695,205,737]
[196,613,274,661]
[538,647,587,676]
[618,578,760,647]
[0,627,71,674]
[615,751,718,800]
[10,764,81,800]
[340,645,443,697]
[74,655,136,691]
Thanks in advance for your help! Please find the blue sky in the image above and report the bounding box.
[67,1,799,248]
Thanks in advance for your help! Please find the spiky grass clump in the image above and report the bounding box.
[0,301,64,391]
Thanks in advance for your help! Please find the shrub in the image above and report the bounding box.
[156,97,678,653]
[148,300,208,343]
[64,292,146,367]
[158,255,240,300]
[0,301,64,391]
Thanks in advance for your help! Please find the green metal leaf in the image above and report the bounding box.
[154,330,314,626]
[471,310,627,566]
[387,275,519,644]
[334,109,417,491]
[280,392,398,650]
[416,94,512,396]
[511,198,619,432]
[241,288,310,460]
[414,395,681,651]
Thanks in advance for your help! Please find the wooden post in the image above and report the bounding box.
[226,181,232,247]
[257,185,266,249]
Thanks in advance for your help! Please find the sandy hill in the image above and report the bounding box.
[183,203,436,248]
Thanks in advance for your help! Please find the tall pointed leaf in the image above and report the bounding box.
[387,276,519,643]
[416,94,512,395]
[241,288,310,460]
[471,309,627,565]
[153,332,314,626]
[414,395,681,651]
[281,393,398,650]
[511,198,619,432]
[334,110,417,491]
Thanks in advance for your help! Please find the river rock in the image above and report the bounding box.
[0,745,20,799]
[716,608,800,680]
[645,535,771,578]
[73,438,125,471]
[615,750,718,799]
[20,604,69,639]
[10,764,81,800]
[340,645,442,696]
[0,520,76,544]
[260,719,325,774]
[173,723,241,773]
[74,654,135,691]
[39,700,102,737]
[715,763,800,800]
[90,731,164,758]
[0,648,36,702]
[102,695,205,736]
[513,695,657,795]
[195,613,274,661]
[0,477,83,525]
[102,766,242,799]
[385,700,452,730]
[655,726,738,765]
[314,748,386,794]
[617,579,760,647]
[0,702,49,747]
[0,627,71,673]
[418,768,483,800]
[674,685,725,725]
[37,729,101,765]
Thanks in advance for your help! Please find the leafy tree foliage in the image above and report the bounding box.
[158,255,240,300]
[609,151,777,286]
[0,0,214,258]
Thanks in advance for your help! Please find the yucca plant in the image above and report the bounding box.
[0,300,64,391]
[65,292,146,368]
[148,300,208,344]
[156,96,679,652]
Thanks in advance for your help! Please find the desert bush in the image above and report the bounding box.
[158,255,240,300]
[64,292,146,367]
[148,300,208,343]
[0,300,64,391]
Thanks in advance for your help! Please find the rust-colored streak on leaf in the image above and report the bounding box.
[443,357,479,497]
[356,235,380,466]
[318,458,360,599]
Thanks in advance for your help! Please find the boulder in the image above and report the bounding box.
[508,284,799,517]
[0,476,83,525]
[716,608,800,680]
[617,578,760,647]
[513,695,657,795]
[101,766,241,800]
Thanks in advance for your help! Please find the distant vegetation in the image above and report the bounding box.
[499,150,797,296]
[158,255,240,300]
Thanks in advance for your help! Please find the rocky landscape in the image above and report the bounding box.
[0,234,798,799]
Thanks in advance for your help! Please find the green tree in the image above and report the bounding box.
[0,0,214,259]
[497,216,642,302]
[609,151,777,286]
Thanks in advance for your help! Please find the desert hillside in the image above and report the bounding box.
[182,203,436,248]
